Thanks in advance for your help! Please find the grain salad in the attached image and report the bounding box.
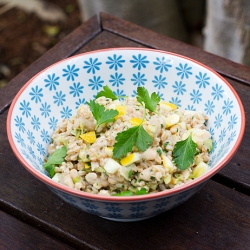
[44,86,212,196]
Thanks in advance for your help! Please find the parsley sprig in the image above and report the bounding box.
[173,133,197,170]
[136,86,160,112]
[95,85,118,100]
[88,100,119,130]
[43,146,67,177]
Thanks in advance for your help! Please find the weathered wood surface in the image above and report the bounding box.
[1,13,250,250]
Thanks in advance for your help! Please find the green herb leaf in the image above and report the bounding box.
[113,125,153,159]
[44,146,67,177]
[113,191,133,196]
[135,188,148,195]
[95,85,118,100]
[88,100,119,129]
[136,87,160,112]
[173,134,197,170]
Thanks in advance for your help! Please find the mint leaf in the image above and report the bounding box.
[44,146,67,177]
[136,87,160,112]
[173,134,197,170]
[95,85,118,100]
[88,100,119,129]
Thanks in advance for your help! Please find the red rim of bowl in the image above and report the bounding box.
[6,47,246,202]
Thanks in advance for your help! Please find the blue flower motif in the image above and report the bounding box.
[27,130,35,145]
[105,204,123,212]
[69,82,84,97]
[190,89,202,104]
[214,114,223,129]
[131,72,147,86]
[129,203,147,213]
[15,133,26,148]
[186,105,196,111]
[62,64,79,81]
[88,76,104,90]
[227,131,236,144]
[153,57,172,73]
[222,99,233,115]
[170,97,181,107]
[31,115,41,131]
[157,91,164,100]
[176,63,192,79]
[195,72,210,88]
[40,102,51,118]
[37,142,46,156]
[152,75,167,89]
[21,149,30,161]
[60,106,72,119]
[131,90,137,97]
[37,156,44,166]
[41,129,50,143]
[219,128,226,143]
[29,85,43,103]
[108,213,123,218]
[172,81,186,95]
[211,83,224,100]
[44,73,60,91]
[228,114,237,130]
[130,54,149,70]
[205,100,215,115]
[27,145,36,159]
[209,127,215,137]
[53,91,66,106]
[109,72,125,87]
[49,117,58,130]
[130,212,146,218]
[75,98,86,109]
[106,54,125,70]
[153,198,171,209]
[14,116,26,133]
[113,89,126,100]
[83,58,102,74]
[81,201,99,210]
[19,100,31,118]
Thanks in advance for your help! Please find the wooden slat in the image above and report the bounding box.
[100,12,250,86]
[0,210,73,250]
[0,15,101,114]
[0,111,250,250]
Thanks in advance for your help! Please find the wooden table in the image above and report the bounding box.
[1,13,250,250]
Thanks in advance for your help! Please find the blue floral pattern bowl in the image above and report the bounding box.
[7,48,245,222]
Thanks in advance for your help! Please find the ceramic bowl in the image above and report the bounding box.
[7,48,245,222]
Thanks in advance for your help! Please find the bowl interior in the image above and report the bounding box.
[8,48,244,191]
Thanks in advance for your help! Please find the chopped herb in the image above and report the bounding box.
[157,148,162,156]
[43,146,67,177]
[128,169,133,178]
[161,124,164,129]
[173,133,197,170]
[113,191,133,196]
[164,142,169,147]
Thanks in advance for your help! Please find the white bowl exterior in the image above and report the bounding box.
[8,48,244,220]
